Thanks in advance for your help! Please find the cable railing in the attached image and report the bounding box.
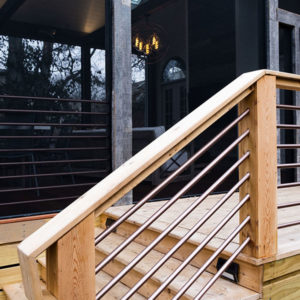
[17,70,300,300]
[0,94,111,218]
[277,103,300,229]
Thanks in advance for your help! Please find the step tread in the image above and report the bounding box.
[95,228,260,300]
[102,196,240,254]
[3,282,55,300]
[37,257,146,300]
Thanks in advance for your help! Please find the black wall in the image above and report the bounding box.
[188,0,236,110]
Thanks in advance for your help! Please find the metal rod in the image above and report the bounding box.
[0,195,80,206]
[277,104,300,110]
[278,163,300,169]
[172,216,250,300]
[277,124,300,129]
[0,135,107,139]
[0,182,98,193]
[278,182,300,188]
[122,175,250,300]
[95,129,249,270]
[0,122,108,127]
[278,220,300,229]
[278,201,300,209]
[194,237,250,300]
[0,108,108,115]
[94,109,250,245]
[0,94,109,104]
[0,158,108,167]
[278,144,300,149]
[0,169,108,180]
[95,151,250,299]
[0,147,108,152]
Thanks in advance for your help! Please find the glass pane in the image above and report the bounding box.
[91,48,106,101]
[163,59,186,83]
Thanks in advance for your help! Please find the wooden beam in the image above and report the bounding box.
[111,0,133,205]
[239,75,278,258]
[46,213,95,300]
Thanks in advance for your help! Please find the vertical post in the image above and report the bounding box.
[238,75,278,259]
[46,214,95,300]
[110,0,132,205]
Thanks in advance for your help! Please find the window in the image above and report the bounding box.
[162,58,186,83]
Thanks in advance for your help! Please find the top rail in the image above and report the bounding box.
[17,69,300,300]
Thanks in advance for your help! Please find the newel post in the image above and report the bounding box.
[46,213,95,299]
[238,75,278,259]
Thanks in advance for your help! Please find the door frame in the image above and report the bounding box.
[267,0,300,181]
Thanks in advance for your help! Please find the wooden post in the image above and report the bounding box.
[238,75,278,259]
[110,0,133,205]
[46,214,95,300]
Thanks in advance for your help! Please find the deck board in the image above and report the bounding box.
[105,186,300,263]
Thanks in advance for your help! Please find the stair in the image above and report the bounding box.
[95,227,260,300]
[2,256,147,300]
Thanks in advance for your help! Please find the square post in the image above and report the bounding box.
[238,75,278,258]
[46,214,95,300]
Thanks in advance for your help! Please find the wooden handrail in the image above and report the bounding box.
[17,69,300,300]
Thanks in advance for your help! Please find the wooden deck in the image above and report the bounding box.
[1,187,300,299]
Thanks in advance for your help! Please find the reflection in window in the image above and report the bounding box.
[91,49,106,101]
[162,59,186,83]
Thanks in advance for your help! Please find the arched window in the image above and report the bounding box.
[162,58,186,83]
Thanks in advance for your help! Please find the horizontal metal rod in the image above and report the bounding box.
[0,94,108,104]
[123,174,250,300]
[277,201,300,209]
[194,237,250,300]
[277,144,300,149]
[173,216,251,300]
[0,147,109,152]
[94,109,250,245]
[0,195,80,206]
[278,182,300,188]
[0,169,108,180]
[0,182,97,193]
[95,129,250,273]
[277,104,300,110]
[277,124,300,129]
[95,149,250,299]
[0,158,108,167]
[0,108,108,115]
[0,135,108,139]
[278,201,300,209]
[278,163,300,169]
[278,220,300,229]
[0,122,108,127]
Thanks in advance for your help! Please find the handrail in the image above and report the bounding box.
[17,69,300,300]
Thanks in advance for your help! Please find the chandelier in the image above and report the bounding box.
[133,33,160,55]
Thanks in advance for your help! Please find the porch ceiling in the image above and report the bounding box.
[0,0,6,9]
[11,0,105,34]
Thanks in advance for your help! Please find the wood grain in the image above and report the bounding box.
[238,75,278,258]
[46,213,95,300]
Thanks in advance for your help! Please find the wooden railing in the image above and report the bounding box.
[17,70,300,299]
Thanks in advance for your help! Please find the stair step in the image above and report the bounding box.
[37,257,146,300]
[95,228,260,300]
[98,199,262,293]
[3,282,55,300]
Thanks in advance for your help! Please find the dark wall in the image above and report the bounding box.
[279,0,300,15]
[235,0,266,75]
[188,0,236,110]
